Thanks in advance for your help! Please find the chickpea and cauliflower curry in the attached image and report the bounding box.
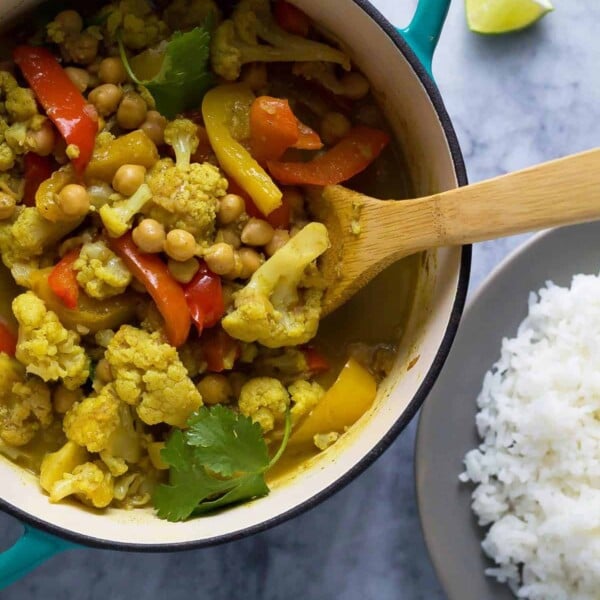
[0,0,404,521]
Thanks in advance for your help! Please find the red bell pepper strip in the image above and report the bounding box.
[268,126,390,186]
[274,0,311,37]
[110,233,191,347]
[250,97,300,164]
[201,328,240,373]
[23,153,57,207]
[184,263,225,335]
[303,347,330,374]
[48,249,80,310]
[0,321,17,357]
[13,46,98,174]
[293,122,323,151]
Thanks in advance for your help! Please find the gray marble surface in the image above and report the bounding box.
[2,0,599,598]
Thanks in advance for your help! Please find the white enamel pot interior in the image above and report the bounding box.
[0,0,469,553]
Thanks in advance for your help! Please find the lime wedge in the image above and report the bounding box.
[466,0,553,34]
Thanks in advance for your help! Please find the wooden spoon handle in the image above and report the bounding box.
[418,147,600,247]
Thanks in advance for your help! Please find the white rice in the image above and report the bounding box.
[460,274,600,600]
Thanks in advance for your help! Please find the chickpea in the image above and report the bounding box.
[240,218,274,247]
[197,374,233,406]
[112,164,146,197]
[164,229,196,262]
[204,242,235,276]
[140,110,167,146]
[168,257,200,284]
[218,193,245,225]
[132,219,166,254]
[98,57,127,85]
[224,251,243,280]
[341,71,370,100]
[241,63,267,92]
[53,385,82,414]
[0,192,16,220]
[215,227,241,249]
[88,83,123,117]
[26,120,56,157]
[57,184,90,217]
[54,10,83,34]
[95,359,112,384]
[117,91,147,130]
[64,67,90,92]
[265,229,290,257]
[320,112,351,145]
[238,247,262,279]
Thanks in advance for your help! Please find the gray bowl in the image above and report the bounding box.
[415,222,600,600]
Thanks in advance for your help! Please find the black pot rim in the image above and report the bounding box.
[0,0,471,553]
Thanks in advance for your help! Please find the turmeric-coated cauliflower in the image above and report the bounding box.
[46,461,115,508]
[288,379,324,426]
[163,0,221,31]
[238,376,289,433]
[0,206,82,269]
[12,292,89,390]
[145,158,227,243]
[222,222,329,348]
[100,0,169,50]
[74,241,132,299]
[105,325,203,427]
[63,383,143,476]
[0,71,38,123]
[0,353,53,447]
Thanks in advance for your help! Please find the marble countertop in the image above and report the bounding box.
[2,1,599,598]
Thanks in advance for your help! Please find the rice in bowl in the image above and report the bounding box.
[461,273,600,600]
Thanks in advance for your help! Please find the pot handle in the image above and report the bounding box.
[399,0,451,77]
[0,524,76,590]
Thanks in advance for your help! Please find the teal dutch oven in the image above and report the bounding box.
[0,0,469,589]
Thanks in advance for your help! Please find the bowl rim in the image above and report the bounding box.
[0,0,471,552]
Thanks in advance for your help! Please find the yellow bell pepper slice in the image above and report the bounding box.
[290,358,377,447]
[202,83,282,216]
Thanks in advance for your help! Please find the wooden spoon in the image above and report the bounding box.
[310,148,600,316]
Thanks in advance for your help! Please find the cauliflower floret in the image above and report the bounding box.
[163,0,221,31]
[0,206,82,269]
[0,71,38,123]
[145,158,227,243]
[99,182,153,238]
[12,292,89,390]
[222,222,329,347]
[0,353,53,447]
[100,0,169,51]
[63,383,142,476]
[105,325,203,427]
[0,142,14,171]
[40,440,89,491]
[292,62,370,100]
[288,379,324,426]
[211,0,350,81]
[74,241,132,299]
[46,461,114,508]
[238,376,289,433]
[164,119,199,169]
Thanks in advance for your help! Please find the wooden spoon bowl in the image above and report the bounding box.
[311,148,600,316]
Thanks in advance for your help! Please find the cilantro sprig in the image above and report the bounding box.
[153,405,292,521]
[119,27,214,120]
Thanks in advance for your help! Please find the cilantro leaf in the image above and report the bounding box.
[186,405,270,477]
[120,27,214,120]
[152,406,292,521]
[192,474,269,516]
